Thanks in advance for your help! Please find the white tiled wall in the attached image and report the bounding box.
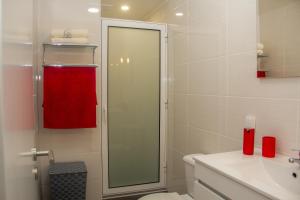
[149,0,300,194]
[37,1,102,200]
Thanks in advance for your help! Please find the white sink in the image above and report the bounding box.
[193,149,300,200]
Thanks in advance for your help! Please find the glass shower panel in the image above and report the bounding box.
[107,27,161,188]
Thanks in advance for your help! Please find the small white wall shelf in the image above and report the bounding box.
[42,43,99,68]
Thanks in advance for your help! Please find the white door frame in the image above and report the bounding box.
[101,18,167,196]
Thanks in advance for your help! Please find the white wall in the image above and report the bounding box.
[149,0,300,194]
[37,0,102,200]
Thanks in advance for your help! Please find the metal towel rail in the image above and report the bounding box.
[44,64,99,68]
[42,42,99,68]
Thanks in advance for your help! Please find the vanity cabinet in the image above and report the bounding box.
[193,181,225,200]
[193,162,271,200]
[192,150,300,200]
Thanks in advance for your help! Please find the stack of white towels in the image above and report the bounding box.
[257,43,264,56]
[50,29,89,44]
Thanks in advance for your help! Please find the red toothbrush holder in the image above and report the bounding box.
[262,136,276,158]
[243,128,255,155]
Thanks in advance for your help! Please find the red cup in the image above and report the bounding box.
[262,136,276,158]
[257,71,266,78]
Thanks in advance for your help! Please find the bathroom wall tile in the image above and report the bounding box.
[86,179,102,200]
[37,131,52,150]
[173,33,188,66]
[167,178,187,195]
[174,94,188,125]
[218,136,242,153]
[174,64,188,93]
[170,151,185,180]
[225,97,256,140]
[226,97,298,155]
[187,127,221,154]
[228,0,257,54]
[165,0,189,33]
[173,124,188,154]
[38,0,100,43]
[39,129,101,156]
[228,53,300,99]
[188,32,225,62]
[188,95,225,133]
[188,57,226,95]
[187,0,226,62]
[167,150,186,193]
[189,0,226,30]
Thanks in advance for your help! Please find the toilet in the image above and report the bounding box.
[139,154,202,200]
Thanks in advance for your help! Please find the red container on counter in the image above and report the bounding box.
[262,136,276,158]
[243,128,255,155]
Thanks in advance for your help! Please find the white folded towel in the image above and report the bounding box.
[257,43,264,50]
[51,37,88,44]
[51,29,89,38]
[257,49,264,56]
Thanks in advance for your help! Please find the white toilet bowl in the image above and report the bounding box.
[138,154,203,200]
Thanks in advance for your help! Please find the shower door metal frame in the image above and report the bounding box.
[101,19,167,196]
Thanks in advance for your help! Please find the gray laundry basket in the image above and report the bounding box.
[49,161,87,200]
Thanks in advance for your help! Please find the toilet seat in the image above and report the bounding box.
[180,194,193,200]
[139,193,193,200]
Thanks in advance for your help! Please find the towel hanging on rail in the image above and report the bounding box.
[51,29,89,38]
[43,66,97,129]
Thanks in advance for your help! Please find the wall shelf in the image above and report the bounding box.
[42,42,99,67]
[43,43,98,49]
[257,54,268,58]
[43,64,99,68]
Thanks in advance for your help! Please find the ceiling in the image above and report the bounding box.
[101,0,166,20]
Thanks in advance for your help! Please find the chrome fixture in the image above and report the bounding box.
[42,42,99,68]
[20,148,55,164]
[288,149,300,166]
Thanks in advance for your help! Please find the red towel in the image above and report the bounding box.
[43,66,97,129]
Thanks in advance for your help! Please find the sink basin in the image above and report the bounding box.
[264,158,300,195]
[193,149,300,200]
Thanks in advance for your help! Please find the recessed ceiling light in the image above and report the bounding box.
[175,12,184,17]
[121,5,130,11]
[88,7,99,13]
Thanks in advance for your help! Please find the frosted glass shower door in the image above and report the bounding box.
[102,19,167,195]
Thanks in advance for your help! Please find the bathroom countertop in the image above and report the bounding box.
[193,149,300,200]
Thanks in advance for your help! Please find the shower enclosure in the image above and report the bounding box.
[101,19,167,196]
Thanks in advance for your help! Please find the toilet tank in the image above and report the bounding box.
[183,154,203,198]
